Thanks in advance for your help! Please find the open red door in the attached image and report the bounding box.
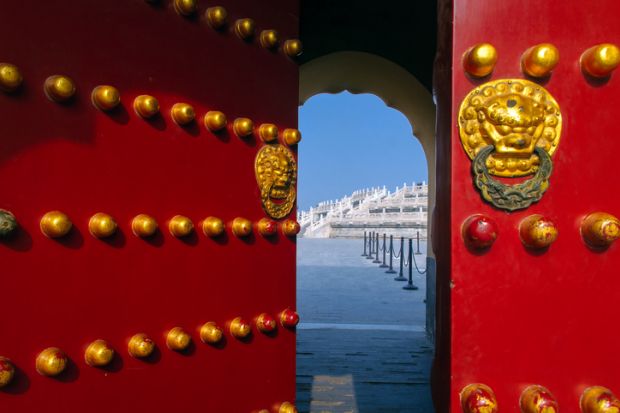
[0,2,300,412]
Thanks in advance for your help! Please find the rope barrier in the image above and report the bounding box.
[372,233,382,263]
[402,238,419,290]
[379,234,389,268]
[392,247,401,259]
[360,232,426,276]
[394,237,407,281]
[366,231,375,260]
[410,249,427,275]
[385,235,397,274]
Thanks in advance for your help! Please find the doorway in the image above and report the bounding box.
[296,52,437,411]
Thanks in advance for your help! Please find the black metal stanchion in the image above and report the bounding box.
[361,231,367,256]
[379,233,389,268]
[373,232,381,263]
[403,238,419,290]
[415,231,422,255]
[366,231,374,259]
[386,235,396,274]
[394,237,407,281]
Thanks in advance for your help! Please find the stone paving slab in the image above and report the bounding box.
[297,239,428,326]
[296,329,433,413]
[296,239,434,413]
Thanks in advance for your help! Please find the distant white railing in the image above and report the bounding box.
[298,182,428,238]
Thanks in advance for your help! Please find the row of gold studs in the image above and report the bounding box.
[0,210,300,240]
[132,92,301,145]
[460,383,618,413]
[0,309,299,385]
[463,42,620,78]
[0,68,302,145]
[146,0,302,58]
[461,212,620,250]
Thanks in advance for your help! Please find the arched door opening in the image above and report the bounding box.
[296,52,437,412]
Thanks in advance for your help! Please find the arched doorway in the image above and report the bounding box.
[297,51,438,411]
[300,50,437,339]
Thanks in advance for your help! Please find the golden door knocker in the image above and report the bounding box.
[458,78,562,211]
[255,144,297,219]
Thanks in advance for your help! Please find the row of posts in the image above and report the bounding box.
[361,231,423,290]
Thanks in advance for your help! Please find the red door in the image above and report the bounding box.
[434,0,620,412]
[0,2,300,412]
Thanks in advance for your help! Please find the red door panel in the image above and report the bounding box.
[0,2,299,412]
[439,1,620,412]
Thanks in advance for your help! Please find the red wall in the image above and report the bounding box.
[0,1,299,411]
[444,1,620,412]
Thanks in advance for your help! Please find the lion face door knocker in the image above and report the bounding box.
[458,79,562,211]
[255,144,297,219]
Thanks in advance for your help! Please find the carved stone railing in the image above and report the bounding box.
[298,183,429,238]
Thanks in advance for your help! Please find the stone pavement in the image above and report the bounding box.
[296,239,434,413]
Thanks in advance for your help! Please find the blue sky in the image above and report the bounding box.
[297,92,428,210]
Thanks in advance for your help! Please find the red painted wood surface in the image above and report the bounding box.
[0,1,299,411]
[447,1,620,412]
